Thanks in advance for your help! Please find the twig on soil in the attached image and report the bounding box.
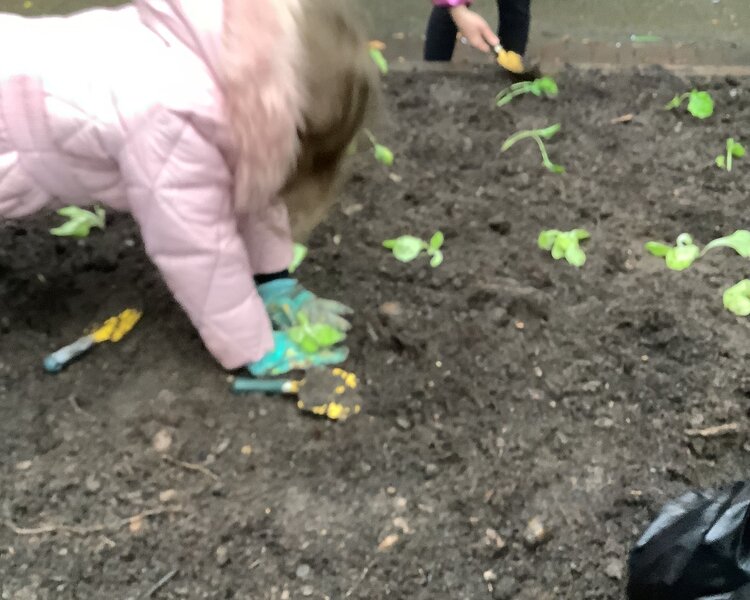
[684,423,739,438]
[3,506,182,537]
[161,455,220,481]
[344,557,377,598]
[610,113,634,124]
[141,568,178,599]
[68,395,96,421]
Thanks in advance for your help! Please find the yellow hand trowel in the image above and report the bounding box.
[493,44,524,74]
[43,309,142,373]
[232,367,362,421]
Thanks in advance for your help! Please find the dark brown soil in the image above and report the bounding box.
[2,67,750,599]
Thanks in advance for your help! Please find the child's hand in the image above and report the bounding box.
[449,5,500,53]
[249,332,349,377]
[257,279,352,332]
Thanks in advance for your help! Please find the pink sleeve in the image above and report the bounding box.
[237,200,294,276]
[120,110,274,369]
[432,0,470,6]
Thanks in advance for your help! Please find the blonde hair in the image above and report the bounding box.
[281,0,380,241]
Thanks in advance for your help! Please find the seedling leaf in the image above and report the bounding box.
[645,241,671,257]
[536,123,561,139]
[646,234,700,270]
[429,250,444,268]
[369,47,389,75]
[384,232,445,268]
[374,144,394,166]
[715,155,727,169]
[703,230,750,257]
[687,91,714,119]
[383,235,425,263]
[290,243,308,273]
[565,244,586,267]
[538,230,561,251]
[539,229,588,267]
[49,206,106,238]
[724,280,750,317]
[665,245,700,271]
[730,141,746,158]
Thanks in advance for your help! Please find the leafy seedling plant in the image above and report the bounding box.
[501,124,564,174]
[715,138,745,171]
[50,206,106,238]
[495,76,559,107]
[368,40,389,75]
[383,231,444,268]
[664,89,714,119]
[287,311,345,354]
[645,233,701,271]
[538,229,590,267]
[647,229,750,317]
[363,129,394,166]
[723,280,750,317]
[289,243,308,273]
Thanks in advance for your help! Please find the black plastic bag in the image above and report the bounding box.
[628,481,750,600]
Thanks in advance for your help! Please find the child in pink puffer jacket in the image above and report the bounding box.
[0,0,378,375]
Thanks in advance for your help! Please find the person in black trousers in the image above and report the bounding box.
[425,0,533,77]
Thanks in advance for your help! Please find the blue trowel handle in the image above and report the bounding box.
[44,335,95,373]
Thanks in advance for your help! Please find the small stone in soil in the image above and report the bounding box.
[396,416,411,430]
[485,527,506,550]
[301,585,314,597]
[379,301,403,318]
[604,558,624,580]
[152,428,173,453]
[84,475,101,493]
[215,545,230,567]
[424,463,439,477]
[295,564,311,579]
[523,517,551,548]
[483,569,497,582]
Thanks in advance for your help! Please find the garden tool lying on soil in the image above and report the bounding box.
[232,367,362,421]
[44,309,142,373]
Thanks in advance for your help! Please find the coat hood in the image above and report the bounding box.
[135,0,305,211]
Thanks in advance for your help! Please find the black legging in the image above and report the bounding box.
[424,0,531,61]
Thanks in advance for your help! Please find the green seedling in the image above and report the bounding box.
[538,229,590,267]
[645,233,700,271]
[664,90,714,119]
[723,280,750,317]
[715,138,745,171]
[369,47,388,75]
[289,243,308,273]
[49,206,106,238]
[501,124,564,174]
[383,231,444,268]
[702,230,750,257]
[287,311,345,354]
[495,76,559,107]
[364,129,394,166]
[630,34,663,43]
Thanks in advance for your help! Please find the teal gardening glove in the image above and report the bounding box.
[250,278,351,377]
[249,331,349,377]
[257,278,352,331]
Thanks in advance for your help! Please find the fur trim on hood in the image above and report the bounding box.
[136,0,306,212]
[221,0,306,212]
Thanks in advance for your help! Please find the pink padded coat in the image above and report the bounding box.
[0,0,308,369]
